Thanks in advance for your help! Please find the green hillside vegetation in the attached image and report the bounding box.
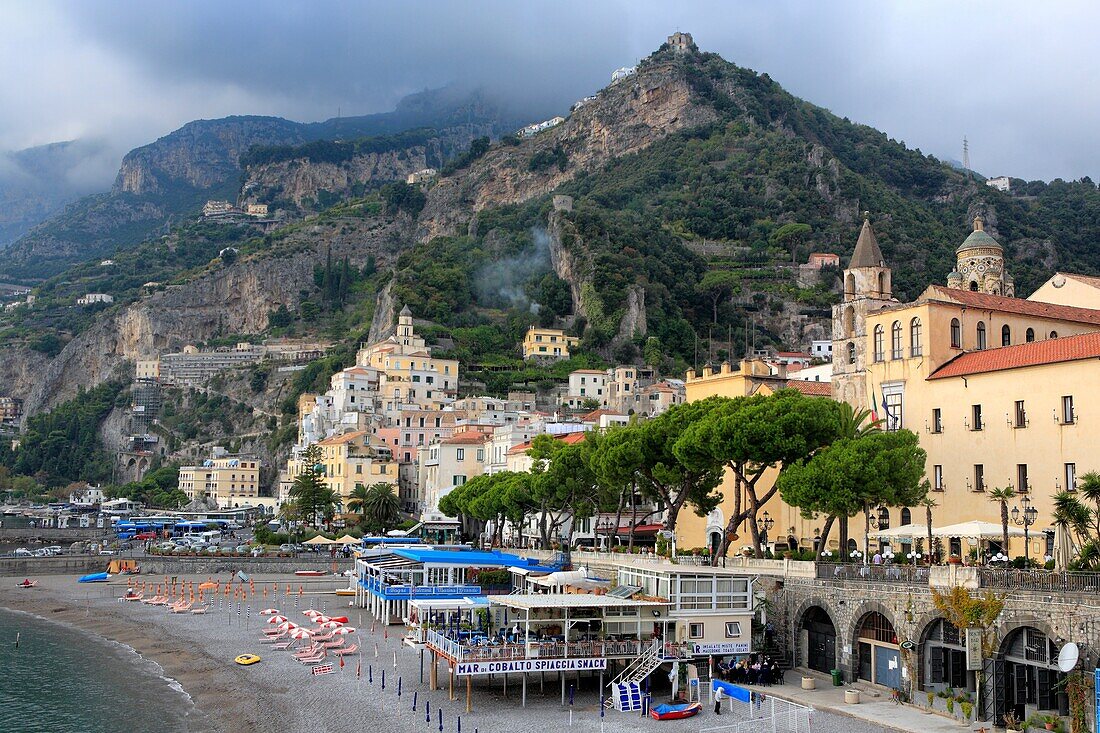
[239,128,441,168]
[0,381,126,485]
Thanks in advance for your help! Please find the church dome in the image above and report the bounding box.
[956,216,1002,253]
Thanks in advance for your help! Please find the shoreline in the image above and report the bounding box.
[0,577,296,733]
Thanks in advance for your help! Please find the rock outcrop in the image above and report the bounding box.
[417,60,718,241]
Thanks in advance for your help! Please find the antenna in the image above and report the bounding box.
[963,136,971,172]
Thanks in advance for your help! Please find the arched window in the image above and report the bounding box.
[847,341,856,365]
[910,318,923,357]
[1049,331,1058,339]
[900,507,912,526]
[891,321,903,359]
[873,325,885,362]
[845,273,855,298]
[878,271,887,296]
[969,281,979,291]
[976,321,987,350]
[1001,324,1011,346]
[1026,327,1035,343]
[950,318,962,348]
[844,306,855,337]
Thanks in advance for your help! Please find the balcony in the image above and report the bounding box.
[425,629,674,664]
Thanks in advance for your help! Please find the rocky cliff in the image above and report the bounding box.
[12,215,410,416]
[417,60,717,241]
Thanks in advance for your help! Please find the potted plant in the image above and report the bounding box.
[946,698,955,715]
[960,701,973,722]
[927,691,935,707]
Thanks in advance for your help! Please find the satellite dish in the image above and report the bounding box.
[1057,642,1079,672]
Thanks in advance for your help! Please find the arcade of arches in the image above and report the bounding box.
[794,604,1067,718]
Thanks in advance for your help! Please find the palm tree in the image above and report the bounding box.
[921,496,937,564]
[988,486,1016,558]
[824,403,885,554]
[346,484,372,518]
[358,482,401,531]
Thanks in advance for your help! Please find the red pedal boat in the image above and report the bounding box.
[650,702,702,720]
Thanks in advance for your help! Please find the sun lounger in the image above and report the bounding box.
[297,653,325,665]
[260,632,286,643]
[142,595,168,605]
[311,632,334,642]
[121,591,144,602]
[292,644,322,658]
[271,640,295,650]
[333,644,358,656]
[190,606,208,615]
[322,638,345,650]
[168,601,193,614]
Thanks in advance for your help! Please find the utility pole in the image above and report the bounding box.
[962,136,971,173]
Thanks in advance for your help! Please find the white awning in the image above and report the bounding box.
[931,521,1025,539]
[867,524,926,540]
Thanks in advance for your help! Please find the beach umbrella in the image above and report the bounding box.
[267,615,289,625]
[1054,523,1076,572]
[289,628,313,639]
[332,627,356,635]
[277,621,298,632]
[260,608,281,615]
[318,620,344,629]
[303,609,322,618]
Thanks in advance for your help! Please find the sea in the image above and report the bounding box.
[0,607,197,733]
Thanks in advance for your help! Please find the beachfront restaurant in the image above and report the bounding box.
[355,547,555,624]
[613,562,756,657]
[420,593,673,708]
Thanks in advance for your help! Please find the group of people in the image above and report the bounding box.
[718,654,783,686]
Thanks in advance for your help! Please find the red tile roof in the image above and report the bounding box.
[441,431,491,445]
[785,380,833,396]
[614,523,664,535]
[506,432,586,455]
[317,430,370,445]
[928,331,1100,380]
[927,286,1100,325]
[581,408,625,421]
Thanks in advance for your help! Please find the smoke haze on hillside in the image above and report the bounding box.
[1,1,1098,183]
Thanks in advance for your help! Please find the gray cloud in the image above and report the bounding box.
[0,1,1098,183]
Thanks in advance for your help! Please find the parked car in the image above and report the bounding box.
[43,546,63,556]
[134,531,157,541]
[98,550,116,556]
[202,545,219,555]
[13,548,33,557]
[235,545,251,554]
[172,545,191,554]
[156,542,175,553]
[250,546,265,557]
[279,544,297,554]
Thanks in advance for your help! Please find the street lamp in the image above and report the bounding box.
[757,511,774,555]
[864,505,889,565]
[1010,495,1038,564]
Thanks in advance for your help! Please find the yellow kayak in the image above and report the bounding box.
[235,654,261,666]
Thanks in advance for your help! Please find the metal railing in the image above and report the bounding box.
[816,562,929,583]
[978,568,1100,592]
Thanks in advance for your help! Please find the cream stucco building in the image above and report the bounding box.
[179,455,261,509]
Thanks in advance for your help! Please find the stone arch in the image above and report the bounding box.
[848,601,901,686]
[911,611,950,692]
[791,596,841,671]
[845,273,855,298]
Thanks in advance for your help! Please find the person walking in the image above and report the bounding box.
[714,684,725,715]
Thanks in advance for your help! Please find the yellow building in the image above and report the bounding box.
[522,326,579,360]
[287,431,397,503]
[179,455,261,508]
[681,215,1100,561]
[357,306,459,415]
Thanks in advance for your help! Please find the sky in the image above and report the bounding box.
[1,0,1098,186]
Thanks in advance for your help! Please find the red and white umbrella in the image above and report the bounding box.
[331,626,356,635]
[259,608,281,615]
[317,620,344,629]
[288,628,313,639]
[266,615,289,625]
[276,621,299,632]
[314,615,332,624]
[303,609,322,618]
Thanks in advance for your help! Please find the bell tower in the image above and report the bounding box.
[947,216,1014,296]
[832,213,894,412]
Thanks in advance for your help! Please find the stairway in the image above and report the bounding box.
[613,639,666,686]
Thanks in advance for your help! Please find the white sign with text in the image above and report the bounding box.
[456,658,607,676]
[691,642,751,655]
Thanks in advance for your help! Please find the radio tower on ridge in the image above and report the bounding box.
[962,136,971,173]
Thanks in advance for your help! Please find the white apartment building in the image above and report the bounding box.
[566,369,608,409]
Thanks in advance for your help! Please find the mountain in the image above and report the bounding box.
[0,87,532,283]
[0,139,115,248]
[5,33,1100,424]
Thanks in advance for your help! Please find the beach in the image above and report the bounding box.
[0,573,885,733]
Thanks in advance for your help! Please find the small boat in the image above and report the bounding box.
[78,572,111,583]
[334,585,356,597]
[17,580,38,589]
[234,654,261,666]
[650,702,702,720]
[294,570,325,577]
